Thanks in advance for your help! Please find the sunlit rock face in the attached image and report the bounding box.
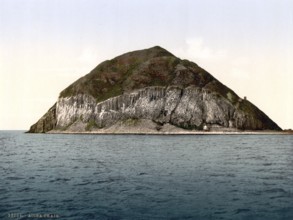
[28,46,281,133]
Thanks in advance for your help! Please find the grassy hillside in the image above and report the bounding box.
[60,46,239,104]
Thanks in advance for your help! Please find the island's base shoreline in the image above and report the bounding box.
[39,120,292,135]
[45,130,292,135]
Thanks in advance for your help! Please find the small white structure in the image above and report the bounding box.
[228,120,234,128]
[203,124,209,131]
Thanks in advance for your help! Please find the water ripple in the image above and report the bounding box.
[0,131,292,220]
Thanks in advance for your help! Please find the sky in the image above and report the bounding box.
[0,0,292,130]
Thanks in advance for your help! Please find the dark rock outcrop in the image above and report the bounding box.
[28,46,281,133]
[28,103,57,133]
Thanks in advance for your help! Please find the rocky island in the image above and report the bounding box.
[28,46,281,134]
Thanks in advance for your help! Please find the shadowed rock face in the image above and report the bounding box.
[28,104,57,133]
[28,46,281,133]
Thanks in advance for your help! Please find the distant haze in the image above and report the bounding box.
[0,0,292,130]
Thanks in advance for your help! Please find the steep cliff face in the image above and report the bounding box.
[28,46,281,133]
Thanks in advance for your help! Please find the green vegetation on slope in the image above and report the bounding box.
[59,46,238,105]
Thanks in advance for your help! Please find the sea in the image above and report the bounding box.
[0,131,292,220]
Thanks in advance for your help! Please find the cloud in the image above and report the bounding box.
[78,48,99,65]
[178,38,227,61]
[174,38,254,81]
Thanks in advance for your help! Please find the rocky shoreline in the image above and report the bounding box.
[46,130,291,135]
[44,119,290,135]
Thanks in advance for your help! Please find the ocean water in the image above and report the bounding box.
[0,131,292,220]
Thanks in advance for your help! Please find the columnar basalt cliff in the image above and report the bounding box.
[28,46,281,133]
